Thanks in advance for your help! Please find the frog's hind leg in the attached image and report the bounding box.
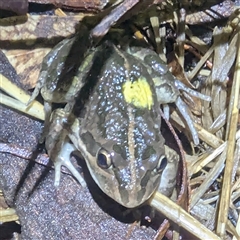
[158,145,179,199]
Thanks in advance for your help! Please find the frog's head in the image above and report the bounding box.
[80,126,167,208]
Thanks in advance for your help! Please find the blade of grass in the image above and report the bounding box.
[216,32,240,236]
[0,74,44,120]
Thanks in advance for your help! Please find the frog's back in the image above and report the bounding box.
[78,44,166,207]
[81,43,164,155]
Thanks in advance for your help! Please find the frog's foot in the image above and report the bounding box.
[173,80,211,145]
[162,104,170,120]
[26,87,40,106]
[175,80,211,102]
[45,109,85,187]
[54,141,86,187]
[162,98,200,145]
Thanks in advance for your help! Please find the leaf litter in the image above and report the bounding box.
[0,1,239,239]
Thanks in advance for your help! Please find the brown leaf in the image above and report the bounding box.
[0,15,84,44]
[167,51,194,88]
[0,0,28,15]
[1,14,85,88]
[186,0,235,25]
[0,49,22,88]
[3,48,51,89]
[55,0,109,11]
[29,0,109,12]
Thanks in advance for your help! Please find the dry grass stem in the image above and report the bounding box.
[0,74,45,120]
[150,192,221,240]
[216,31,240,236]
[0,208,19,223]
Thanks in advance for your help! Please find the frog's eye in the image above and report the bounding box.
[156,155,167,173]
[97,148,112,169]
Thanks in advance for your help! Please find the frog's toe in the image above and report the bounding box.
[175,97,199,145]
[162,104,170,120]
[60,155,86,187]
[175,80,211,101]
[53,141,86,187]
[54,162,61,187]
[26,88,40,106]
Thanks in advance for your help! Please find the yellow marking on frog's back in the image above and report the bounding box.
[122,77,153,110]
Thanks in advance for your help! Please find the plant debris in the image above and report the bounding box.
[0,1,240,239]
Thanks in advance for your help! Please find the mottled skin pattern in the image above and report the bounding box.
[72,45,167,207]
[29,37,209,208]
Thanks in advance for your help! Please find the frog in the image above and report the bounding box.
[28,36,209,208]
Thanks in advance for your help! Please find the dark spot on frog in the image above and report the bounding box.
[81,132,100,156]
[113,144,127,160]
[118,187,130,207]
[135,108,146,118]
[140,170,152,188]
[141,146,156,160]
[73,46,110,117]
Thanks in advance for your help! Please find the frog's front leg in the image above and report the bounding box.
[153,72,211,145]
[127,46,211,145]
[45,108,86,187]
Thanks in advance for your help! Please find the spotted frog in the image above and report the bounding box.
[29,36,209,208]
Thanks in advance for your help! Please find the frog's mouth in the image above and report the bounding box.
[115,171,161,208]
[80,144,161,208]
[78,136,164,208]
[87,162,161,208]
